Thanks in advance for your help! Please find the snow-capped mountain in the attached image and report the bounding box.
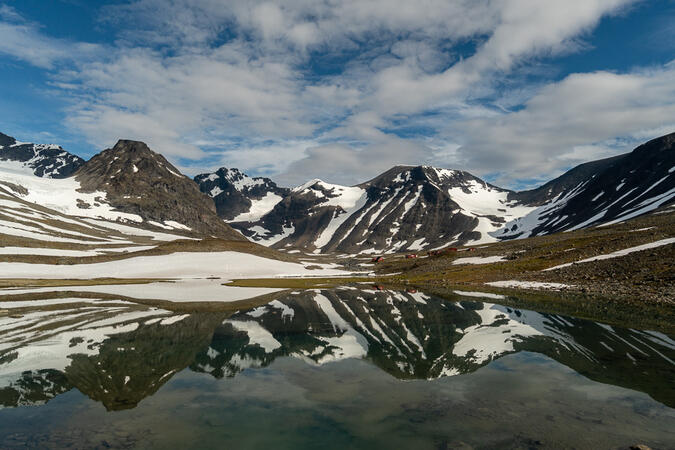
[225,133,674,253]
[0,132,245,240]
[194,167,290,222]
[233,165,535,253]
[496,133,675,239]
[0,132,84,178]
[75,140,244,239]
[0,178,190,250]
[2,129,673,251]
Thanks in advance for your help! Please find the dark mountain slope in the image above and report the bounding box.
[75,140,245,239]
[232,165,533,253]
[511,155,624,206]
[496,132,675,239]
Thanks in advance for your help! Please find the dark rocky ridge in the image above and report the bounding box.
[0,132,84,178]
[498,132,675,238]
[511,155,624,206]
[194,167,290,221]
[228,134,675,252]
[74,140,245,240]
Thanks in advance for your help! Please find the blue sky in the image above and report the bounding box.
[1,0,674,188]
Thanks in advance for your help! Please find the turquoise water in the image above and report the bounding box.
[1,288,673,449]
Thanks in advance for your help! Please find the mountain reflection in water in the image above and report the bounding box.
[1,288,673,413]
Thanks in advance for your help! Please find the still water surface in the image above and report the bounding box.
[0,287,673,449]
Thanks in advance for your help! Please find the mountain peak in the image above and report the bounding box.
[108,139,163,160]
[0,132,17,147]
[293,178,326,192]
[0,131,84,178]
[75,141,244,239]
[113,139,152,150]
[193,166,290,222]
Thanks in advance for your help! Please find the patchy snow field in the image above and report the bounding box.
[0,251,349,279]
[453,290,507,300]
[452,255,507,265]
[231,192,284,222]
[443,177,535,245]
[0,160,142,222]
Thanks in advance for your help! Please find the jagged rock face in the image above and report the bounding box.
[234,165,533,253]
[75,140,245,239]
[0,132,84,178]
[194,167,289,221]
[496,133,675,239]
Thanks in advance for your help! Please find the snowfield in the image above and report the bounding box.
[0,251,350,279]
[452,255,507,265]
[444,177,535,245]
[453,290,507,300]
[231,192,283,222]
[0,160,194,233]
[0,159,142,222]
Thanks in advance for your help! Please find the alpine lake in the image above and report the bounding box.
[0,285,673,449]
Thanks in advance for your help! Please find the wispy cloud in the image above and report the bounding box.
[3,0,673,188]
[453,63,675,185]
[0,5,100,68]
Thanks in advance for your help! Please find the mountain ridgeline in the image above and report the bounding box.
[0,132,84,178]
[0,133,244,240]
[218,166,533,253]
[2,130,673,251]
[498,133,675,238]
[195,133,675,253]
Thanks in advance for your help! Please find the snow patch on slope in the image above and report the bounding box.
[231,192,283,222]
[0,160,142,222]
[544,238,675,271]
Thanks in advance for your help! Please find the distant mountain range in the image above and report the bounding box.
[195,133,674,253]
[1,130,673,252]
